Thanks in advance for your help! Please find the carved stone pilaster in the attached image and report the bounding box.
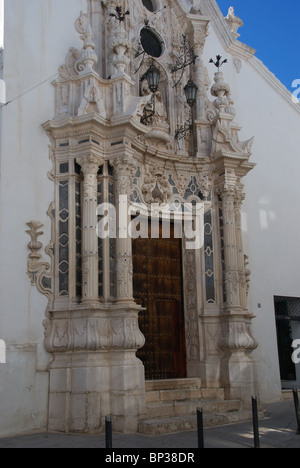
[235,191,248,311]
[113,155,137,302]
[217,186,258,404]
[183,249,200,363]
[76,156,103,306]
[189,17,211,156]
[218,186,241,309]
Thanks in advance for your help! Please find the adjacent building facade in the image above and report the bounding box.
[0,0,300,436]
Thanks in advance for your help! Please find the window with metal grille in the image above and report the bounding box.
[274,296,300,382]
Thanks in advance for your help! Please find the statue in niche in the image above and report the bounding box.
[139,79,169,131]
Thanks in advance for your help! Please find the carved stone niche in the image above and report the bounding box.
[137,60,171,150]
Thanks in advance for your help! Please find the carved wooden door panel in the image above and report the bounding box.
[133,222,187,380]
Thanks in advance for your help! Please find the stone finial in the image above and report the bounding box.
[111,22,132,78]
[75,11,98,74]
[211,71,230,113]
[225,6,243,39]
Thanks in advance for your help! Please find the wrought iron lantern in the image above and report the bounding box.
[145,63,161,93]
[175,78,198,140]
[184,79,198,108]
[140,62,161,126]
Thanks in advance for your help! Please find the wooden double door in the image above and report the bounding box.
[133,222,187,380]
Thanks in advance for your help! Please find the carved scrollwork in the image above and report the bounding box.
[26,221,53,300]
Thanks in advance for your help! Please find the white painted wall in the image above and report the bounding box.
[0,0,3,48]
[203,23,300,403]
[0,0,86,437]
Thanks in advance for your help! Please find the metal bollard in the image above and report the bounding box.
[105,416,113,449]
[293,388,300,435]
[197,407,204,449]
[252,396,260,448]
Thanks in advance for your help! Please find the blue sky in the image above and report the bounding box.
[216,0,299,92]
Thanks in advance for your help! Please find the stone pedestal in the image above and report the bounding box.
[46,305,145,433]
[219,316,258,405]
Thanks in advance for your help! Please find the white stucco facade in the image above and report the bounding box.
[0,0,299,436]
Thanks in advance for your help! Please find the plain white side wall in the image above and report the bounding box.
[0,0,86,437]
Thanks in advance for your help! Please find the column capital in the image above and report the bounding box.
[110,153,137,175]
[76,154,104,175]
[111,155,137,197]
[216,184,238,201]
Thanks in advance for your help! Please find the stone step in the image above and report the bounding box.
[146,388,225,404]
[146,399,242,418]
[145,399,242,419]
[145,379,225,404]
[145,378,201,392]
[139,410,263,435]
[146,388,201,404]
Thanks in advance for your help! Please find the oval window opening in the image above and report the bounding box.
[142,0,156,12]
[140,28,163,58]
